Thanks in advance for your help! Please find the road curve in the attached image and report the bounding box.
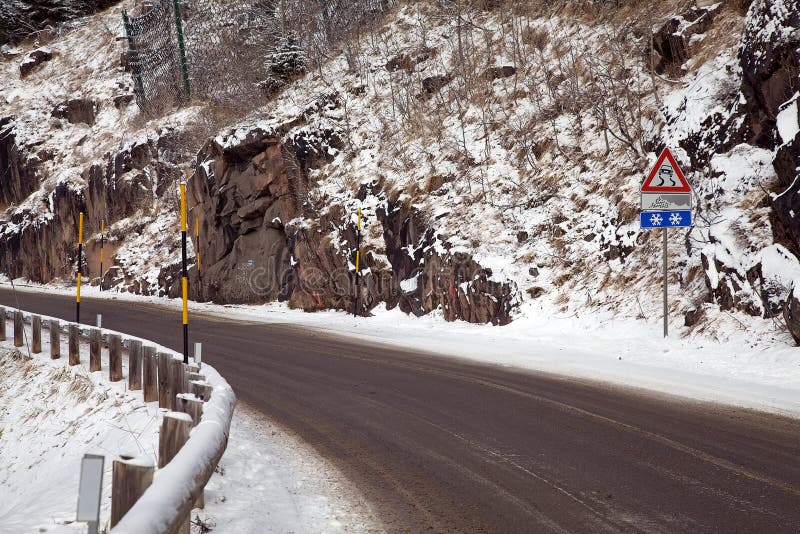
[2,288,799,533]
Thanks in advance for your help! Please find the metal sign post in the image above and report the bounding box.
[640,148,693,338]
[76,454,104,534]
[663,228,668,337]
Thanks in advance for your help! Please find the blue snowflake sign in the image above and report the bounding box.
[640,210,692,228]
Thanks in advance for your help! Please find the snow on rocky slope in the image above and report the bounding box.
[2,1,800,346]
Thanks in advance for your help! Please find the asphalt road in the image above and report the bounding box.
[2,287,799,533]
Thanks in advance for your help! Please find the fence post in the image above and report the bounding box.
[176,393,203,426]
[178,392,205,511]
[89,328,102,372]
[109,334,122,382]
[128,340,143,390]
[0,306,6,341]
[110,454,154,528]
[31,315,41,353]
[187,372,205,383]
[190,381,212,402]
[170,359,185,411]
[159,412,192,468]
[69,324,80,365]
[50,319,60,359]
[157,353,171,409]
[142,346,158,402]
[13,310,23,347]
[159,412,192,533]
[172,0,191,100]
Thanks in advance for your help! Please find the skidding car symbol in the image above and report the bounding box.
[655,167,677,187]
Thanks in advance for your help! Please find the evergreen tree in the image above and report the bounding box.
[264,31,307,90]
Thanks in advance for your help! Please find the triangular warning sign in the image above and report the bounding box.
[641,148,691,193]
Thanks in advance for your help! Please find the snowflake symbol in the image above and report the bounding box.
[669,212,683,226]
[649,213,663,226]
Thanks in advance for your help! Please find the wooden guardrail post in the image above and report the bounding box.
[142,346,158,402]
[177,391,205,508]
[158,412,193,533]
[190,381,212,402]
[187,372,205,383]
[50,319,60,359]
[89,328,102,372]
[109,334,122,382]
[128,340,143,391]
[0,306,5,341]
[31,315,41,353]
[158,412,192,468]
[13,310,23,347]
[111,454,154,528]
[170,359,185,411]
[68,324,80,365]
[157,353,171,409]
[176,393,203,426]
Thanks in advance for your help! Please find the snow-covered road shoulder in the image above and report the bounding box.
[22,280,798,419]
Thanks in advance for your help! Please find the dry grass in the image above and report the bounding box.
[687,4,746,73]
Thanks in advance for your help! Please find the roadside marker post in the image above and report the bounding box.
[180,182,189,364]
[194,342,202,369]
[353,207,362,317]
[99,219,105,291]
[76,453,104,534]
[640,148,693,338]
[76,212,84,324]
[195,216,201,274]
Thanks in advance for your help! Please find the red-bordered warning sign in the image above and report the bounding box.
[641,148,691,193]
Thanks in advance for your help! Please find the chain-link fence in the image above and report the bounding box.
[123,0,184,113]
[184,0,277,107]
[122,0,397,113]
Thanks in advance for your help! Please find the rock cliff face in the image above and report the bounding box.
[663,0,800,323]
[0,117,39,208]
[0,133,184,289]
[187,120,519,324]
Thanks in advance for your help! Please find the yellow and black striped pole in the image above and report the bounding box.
[99,219,105,292]
[180,182,189,364]
[76,212,84,323]
[353,207,361,317]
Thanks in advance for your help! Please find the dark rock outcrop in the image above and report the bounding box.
[19,47,52,77]
[483,65,516,81]
[743,2,800,257]
[772,133,800,255]
[0,134,180,287]
[187,121,519,324]
[1,1,120,45]
[699,244,794,320]
[187,126,306,304]
[783,287,800,344]
[0,117,39,207]
[738,0,800,148]
[51,98,96,125]
[421,74,452,95]
[652,4,719,74]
